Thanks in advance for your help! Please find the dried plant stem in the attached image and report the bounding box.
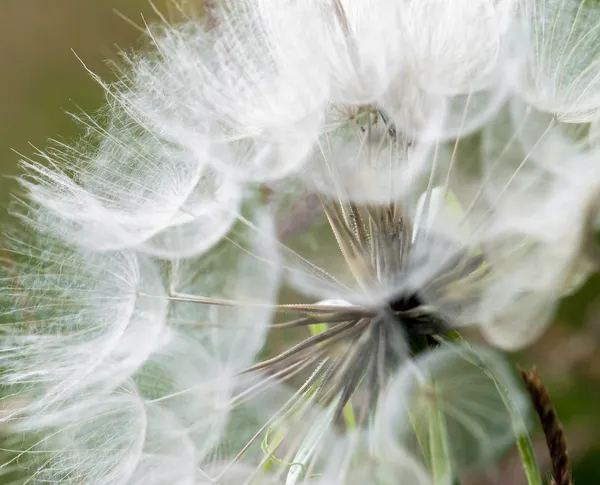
[519,367,573,485]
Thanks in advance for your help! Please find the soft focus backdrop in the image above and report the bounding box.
[0,0,173,206]
[0,1,599,484]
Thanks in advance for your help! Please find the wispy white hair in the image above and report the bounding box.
[18,104,242,257]
[0,231,167,422]
[11,0,526,259]
[0,208,281,484]
[513,0,600,122]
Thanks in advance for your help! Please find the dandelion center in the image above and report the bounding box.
[242,199,471,433]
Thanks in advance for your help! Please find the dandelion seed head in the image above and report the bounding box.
[4,0,600,483]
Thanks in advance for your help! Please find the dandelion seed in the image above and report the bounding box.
[18,107,242,257]
[120,0,332,183]
[0,231,167,422]
[515,0,600,122]
[382,0,516,139]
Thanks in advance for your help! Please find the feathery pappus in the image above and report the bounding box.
[1,0,600,484]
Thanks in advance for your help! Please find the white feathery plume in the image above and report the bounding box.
[22,386,150,485]
[514,0,600,122]
[0,230,167,422]
[18,104,242,257]
[119,0,331,184]
[299,0,406,104]
[166,207,280,369]
[381,0,517,139]
[501,98,591,165]
[394,0,515,95]
[7,384,199,485]
[474,101,600,348]
[0,207,281,484]
[151,210,281,462]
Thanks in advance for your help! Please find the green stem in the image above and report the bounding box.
[428,403,453,485]
[444,332,543,485]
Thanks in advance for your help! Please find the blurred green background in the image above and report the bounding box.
[0,2,599,484]
[0,0,173,207]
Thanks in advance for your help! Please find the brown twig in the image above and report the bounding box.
[463,424,593,485]
[519,367,573,485]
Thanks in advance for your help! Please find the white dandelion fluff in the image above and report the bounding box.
[0,230,167,420]
[19,106,241,257]
[25,387,150,485]
[0,208,281,483]
[120,0,331,184]
[300,0,406,104]
[381,0,517,139]
[474,101,600,348]
[9,384,199,485]
[394,0,515,95]
[514,0,600,122]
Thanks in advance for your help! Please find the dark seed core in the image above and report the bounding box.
[387,291,450,355]
[389,292,422,313]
